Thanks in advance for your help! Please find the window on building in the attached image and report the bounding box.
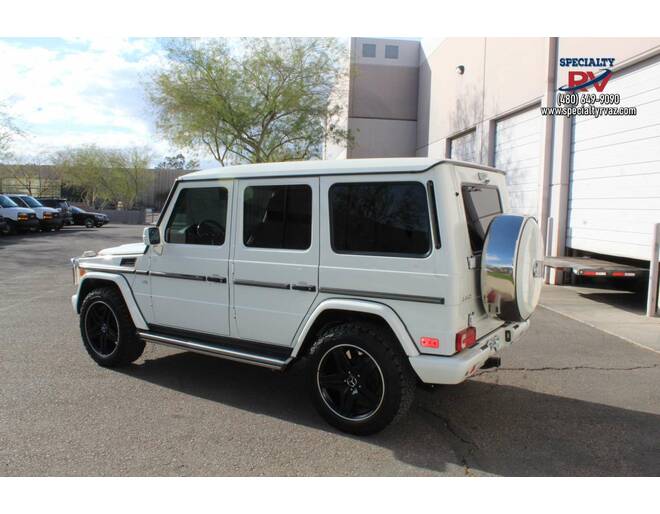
[243,184,312,250]
[385,45,399,59]
[461,184,503,253]
[330,182,431,257]
[165,187,228,246]
[362,43,376,58]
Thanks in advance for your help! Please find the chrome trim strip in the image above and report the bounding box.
[234,279,291,290]
[319,287,445,305]
[137,331,290,370]
[79,264,135,274]
[150,271,206,282]
[134,270,149,276]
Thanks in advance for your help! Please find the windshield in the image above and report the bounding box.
[71,206,83,213]
[0,195,18,208]
[21,196,43,208]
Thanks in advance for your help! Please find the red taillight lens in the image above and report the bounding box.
[420,337,439,349]
[455,327,477,353]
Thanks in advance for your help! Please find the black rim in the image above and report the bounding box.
[84,301,119,356]
[317,344,385,421]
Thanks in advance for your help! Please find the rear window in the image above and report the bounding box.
[329,182,431,257]
[462,184,502,253]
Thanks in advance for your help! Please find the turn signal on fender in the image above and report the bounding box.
[420,337,439,349]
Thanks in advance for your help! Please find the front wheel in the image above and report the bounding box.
[307,322,416,436]
[84,218,95,228]
[80,287,145,367]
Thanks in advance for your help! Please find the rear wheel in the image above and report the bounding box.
[80,287,145,367]
[307,322,416,436]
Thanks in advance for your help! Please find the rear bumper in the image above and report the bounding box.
[409,320,530,385]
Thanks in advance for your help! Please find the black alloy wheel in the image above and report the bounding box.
[317,344,385,421]
[84,300,120,357]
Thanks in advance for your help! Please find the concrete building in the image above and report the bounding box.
[334,37,660,282]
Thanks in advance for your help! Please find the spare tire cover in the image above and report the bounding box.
[480,215,544,322]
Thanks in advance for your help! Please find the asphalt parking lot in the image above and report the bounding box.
[1,225,659,476]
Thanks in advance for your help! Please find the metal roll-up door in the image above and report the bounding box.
[494,106,542,217]
[569,58,660,261]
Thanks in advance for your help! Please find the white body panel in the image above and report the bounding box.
[568,58,660,260]
[0,205,36,221]
[149,180,233,335]
[231,177,320,346]
[494,106,542,217]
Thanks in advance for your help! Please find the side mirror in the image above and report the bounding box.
[143,226,161,246]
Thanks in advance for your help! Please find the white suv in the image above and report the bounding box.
[71,158,544,435]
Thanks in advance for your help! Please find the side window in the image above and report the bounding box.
[329,182,432,257]
[165,187,228,246]
[461,184,503,253]
[243,184,312,250]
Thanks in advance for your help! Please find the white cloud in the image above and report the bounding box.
[0,38,180,163]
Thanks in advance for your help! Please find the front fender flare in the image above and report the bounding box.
[292,298,420,357]
[72,271,148,330]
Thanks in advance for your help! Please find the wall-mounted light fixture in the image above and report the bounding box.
[456,65,465,75]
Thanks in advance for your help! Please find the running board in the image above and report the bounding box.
[137,330,292,370]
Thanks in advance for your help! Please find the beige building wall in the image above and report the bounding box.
[416,37,548,159]
[347,38,419,158]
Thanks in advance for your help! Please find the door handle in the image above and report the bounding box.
[206,276,227,284]
[291,284,316,292]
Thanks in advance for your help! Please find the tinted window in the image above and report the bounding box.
[0,195,18,208]
[362,43,376,58]
[462,184,502,253]
[9,196,28,207]
[243,185,312,250]
[166,187,228,246]
[330,182,431,257]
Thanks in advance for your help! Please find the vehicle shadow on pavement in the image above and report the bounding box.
[119,351,660,476]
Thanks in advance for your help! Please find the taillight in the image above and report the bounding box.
[455,327,477,353]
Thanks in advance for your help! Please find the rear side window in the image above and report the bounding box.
[165,187,228,246]
[243,184,312,250]
[330,182,431,257]
[462,184,502,253]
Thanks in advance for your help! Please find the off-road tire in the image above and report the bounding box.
[79,287,145,367]
[307,322,416,436]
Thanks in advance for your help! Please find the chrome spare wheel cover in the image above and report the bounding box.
[481,215,544,322]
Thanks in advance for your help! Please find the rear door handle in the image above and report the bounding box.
[291,284,316,292]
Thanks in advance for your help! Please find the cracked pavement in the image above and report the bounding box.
[1,225,659,476]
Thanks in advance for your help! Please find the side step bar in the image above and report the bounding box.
[137,330,292,370]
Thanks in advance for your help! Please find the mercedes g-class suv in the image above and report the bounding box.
[71,158,544,435]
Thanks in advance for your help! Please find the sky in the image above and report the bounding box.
[0,37,197,166]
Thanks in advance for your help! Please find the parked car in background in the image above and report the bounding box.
[71,206,109,228]
[7,194,64,232]
[0,194,39,234]
[37,197,74,226]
